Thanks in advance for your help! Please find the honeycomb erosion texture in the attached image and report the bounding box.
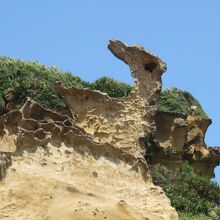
[55,40,167,157]
[0,40,219,219]
[0,40,178,220]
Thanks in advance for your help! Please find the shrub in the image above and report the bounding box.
[0,57,208,119]
[90,77,132,98]
[0,57,89,109]
[150,163,220,217]
[158,88,208,118]
[0,57,133,110]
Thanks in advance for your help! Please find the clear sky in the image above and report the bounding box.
[0,0,220,182]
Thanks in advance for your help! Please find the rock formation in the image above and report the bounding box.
[0,39,219,219]
[54,40,220,178]
[0,40,178,220]
[150,111,220,178]
[55,40,166,157]
[0,98,179,219]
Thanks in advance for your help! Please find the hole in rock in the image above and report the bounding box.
[144,62,157,72]
[64,119,73,127]
[35,130,46,140]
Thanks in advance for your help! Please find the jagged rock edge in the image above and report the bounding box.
[0,98,150,181]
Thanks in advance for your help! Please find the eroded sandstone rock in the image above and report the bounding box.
[0,40,179,219]
[0,98,148,172]
[151,111,220,178]
[0,98,178,219]
[55,40,167,157]
[1,39,219,218]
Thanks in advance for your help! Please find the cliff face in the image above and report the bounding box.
[151,112,220,178]
[0,41,178,220]
[0,99,178,220]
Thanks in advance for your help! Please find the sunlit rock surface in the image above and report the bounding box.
[55,40,167,158]
[1,39,219,219]
[0,41,178,220]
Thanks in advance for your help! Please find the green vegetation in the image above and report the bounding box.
[150,163,220,219]
[158,88,208,118]
[0,57,90,110]
[0,57,208,119]
[0,57,131,112]
[90,77,132,98]
[179,213,218,220]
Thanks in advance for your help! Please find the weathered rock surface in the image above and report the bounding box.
[0,143,177,220]
[0,99,177,220]
[1,39,219,219]
[0,40,178,220]
[0,153,11,181]
[150,111,220,178]
[55,40,167,157]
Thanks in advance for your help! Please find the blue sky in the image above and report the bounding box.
[0,0,220,182]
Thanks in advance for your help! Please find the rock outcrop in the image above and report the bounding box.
[0,98,178,220]
[0,40,178,220]
[150,111,220,178]
[0,39,219,219]
[55,40,166,157]
[0,97,149,176]
[54,40,220,179]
